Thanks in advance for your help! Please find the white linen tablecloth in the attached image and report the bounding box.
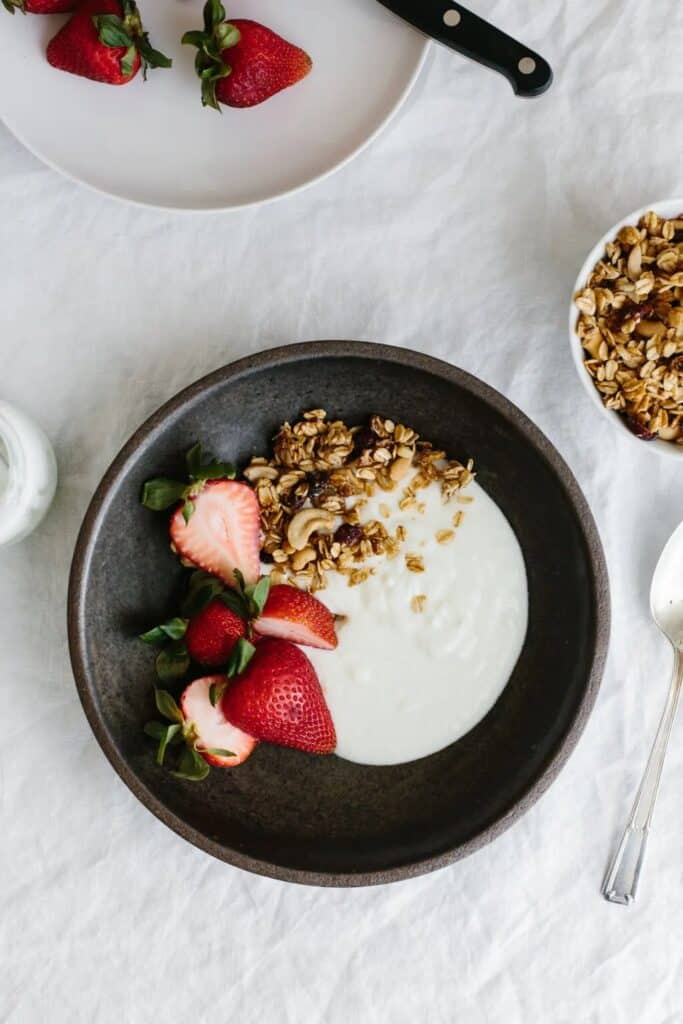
[3,2,683,1020]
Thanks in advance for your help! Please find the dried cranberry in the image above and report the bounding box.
[353,427,379,457]
[608,300,654,333]
[285,491,307,512]
[334,523,364,546]
[624,414,656,441]
[307,471,330,499]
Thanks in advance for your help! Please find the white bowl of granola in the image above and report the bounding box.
[570,199,683,456]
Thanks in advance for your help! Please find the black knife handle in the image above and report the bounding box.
[380,0,553,97]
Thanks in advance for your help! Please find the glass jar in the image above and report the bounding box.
[0,401,57,547]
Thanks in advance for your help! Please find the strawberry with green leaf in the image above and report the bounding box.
[145,676,257,779]
[142,443,261,588]
[222,638,336,754]
[46,0,171,85]
[182,0,312,110]
[140,569,272,669]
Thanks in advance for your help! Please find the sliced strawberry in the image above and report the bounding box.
[185,598,247,667]
[170,480,260,589]
[255,585,337,651]
[180,676,256,767]
[222,638,336,754]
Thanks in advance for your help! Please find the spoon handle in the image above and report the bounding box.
[603,648,683,904]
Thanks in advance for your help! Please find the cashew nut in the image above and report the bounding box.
[286,508,335,551]
[243,465,279,483]
[291,546,317,571]
[627,244,642,281]
[390,456,413,482]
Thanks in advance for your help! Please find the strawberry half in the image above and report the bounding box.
[182,2,312,110]
[169,480,260,588]
[185,597,247,667]
[180,676,256,767]
[142,444,261,589]
[222,638,336,754]
[255,585,337,651]
[46,0,171,85]
[3,0,75,13]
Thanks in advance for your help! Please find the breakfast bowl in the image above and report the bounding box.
[68,341,609,886]
[569,198,683,458]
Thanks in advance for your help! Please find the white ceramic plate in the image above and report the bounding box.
[0,0,427,211]
[569,198,683,459]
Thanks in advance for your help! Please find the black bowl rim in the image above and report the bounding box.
[67,340,610,887]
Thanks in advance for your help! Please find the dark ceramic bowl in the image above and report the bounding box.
[68,341,610,886]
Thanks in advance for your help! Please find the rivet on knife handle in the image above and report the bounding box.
[376,0,553,97]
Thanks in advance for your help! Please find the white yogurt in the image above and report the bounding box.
[307,477,528,766]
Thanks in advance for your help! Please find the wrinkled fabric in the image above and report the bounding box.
[2,2,683,1020]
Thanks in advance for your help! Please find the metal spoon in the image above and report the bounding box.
[603,521,683,904]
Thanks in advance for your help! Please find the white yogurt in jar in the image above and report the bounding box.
[306,477,528,766]
[0,402,57,547]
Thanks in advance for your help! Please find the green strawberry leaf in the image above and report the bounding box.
[154,688,184,724]
[172,745,210,781]
[209,681,228,707]
[227,637,255,677]
[182,571,226,617]
[94,13,134,49]
[218,588,250,620]
[181,29,207,47]
[155,641,190,684]
[204,0,225,33]
[139,617,188,645]
[196,745,235,758]
[199,460,236,481]
[214,22,240,49]
[155,722,181,765]
[141,477,187,511]
[233,568,246,594]
[143,720,167,739]
[185,441,235,483]
[182,500,195,524]
[185,442,203,480]
[120,43,138,78]
[136,36,172,72]
[249,576,271,617]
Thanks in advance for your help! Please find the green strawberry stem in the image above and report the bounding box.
[141,442,236,518]
[2,0,24,15]
[181,0,241,111]
[93,0,172,80]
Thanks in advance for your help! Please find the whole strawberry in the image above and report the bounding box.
[222,638,336,754]
[3,0,75,13]
[185,598,247,668]
[182,0,312,110]
[46,0,171,85]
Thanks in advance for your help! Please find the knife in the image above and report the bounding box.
[376,0,553,97]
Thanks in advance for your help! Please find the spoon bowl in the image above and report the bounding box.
[650,522,683,651]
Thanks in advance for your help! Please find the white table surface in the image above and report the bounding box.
[3,2,683,1020]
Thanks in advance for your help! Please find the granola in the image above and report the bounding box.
[574,211,683,442]
[242,410,474,591]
